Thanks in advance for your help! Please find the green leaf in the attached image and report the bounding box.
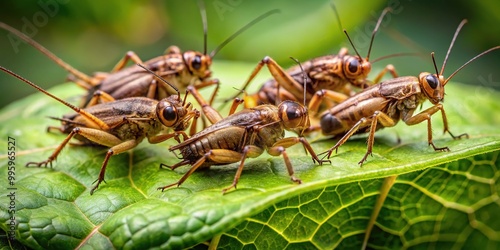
[0,61,499,249]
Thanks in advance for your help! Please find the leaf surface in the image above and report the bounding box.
[0,62,499,249]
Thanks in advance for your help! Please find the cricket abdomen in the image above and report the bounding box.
[180,126,247,167]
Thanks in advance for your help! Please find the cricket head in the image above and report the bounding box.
[278,100,310,136]
[183,51,213,79]
[136,63,199,132]
[419,72,445,104]
[419,19,499,105]
[343,55,372,88]
[157,94,198,132]
[338,7,392,88]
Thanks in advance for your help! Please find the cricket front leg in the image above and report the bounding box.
[149,130,190,144]
[319,117,369,161]
[271,137,330,166]
[403,104,468,152]
[269,135,336,183]
[188,110,201,137]
[267,142,302,185]
[267,137,331,185]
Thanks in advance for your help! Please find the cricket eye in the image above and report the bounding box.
[158,101,178,126]
[192,55,202,70]
[345,58,361,76]
[279,101,306,129]
[426,74,439,89]
[287,107,301,119]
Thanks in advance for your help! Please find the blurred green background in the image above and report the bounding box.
[0,0,499,108]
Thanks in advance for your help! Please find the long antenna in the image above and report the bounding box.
[0,22,93,85]
[136,64,180,96]
[289,57,307,107]
[366,7,392,61]
[370,52,422,63]
[443,46,500,85]
[439,19,468,76]
[431,52,439,76]
[331,2,365,60]
[0,66,110,130]
[341,7,392,61]
[196,0,208,55]
[0,66,82,113]
[343,30,363,59]
[209,9,280,58]
[330,2,344,34]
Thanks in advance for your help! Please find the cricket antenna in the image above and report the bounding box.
[136,64,180,96]
[443,46,500,86]
[0,66,82,114]
[0,66,109,129]
[0,22,94,87]
[371,52,422,63]
[209,9,280,58]
[289,57,307,107]
[329,2,361,58]
[431,52,439,76]
[343,30,363,59]
[440,19,468,76]
[342,7,392,62]
[366,7,392,61]
[330,1,344,34]
[196,0,208,55]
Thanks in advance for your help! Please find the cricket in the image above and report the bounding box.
[0,65,199,194]
[318,19,500,165]
[158,58,329,193]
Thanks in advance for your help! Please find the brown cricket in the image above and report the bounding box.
[0,1,278,107]
[158,58,329,193]
[224,6,399,115]
[319,19,500,165]
[0,65,199,194]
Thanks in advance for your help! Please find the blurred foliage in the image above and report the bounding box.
[0,0,499,108]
